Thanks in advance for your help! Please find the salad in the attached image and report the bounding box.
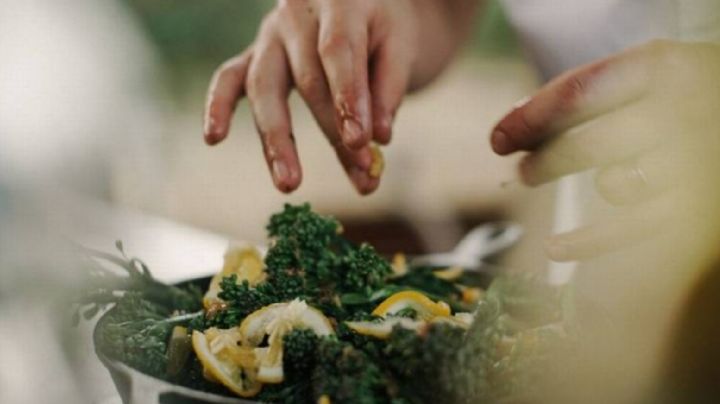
[79,204,569,403]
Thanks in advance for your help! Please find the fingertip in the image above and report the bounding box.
[372,114,393,145]
[272,159,302,193]
[203,109,230,145]
[491,129,514,155]
[203,131,225,146]
[357,177,380,196]
[348,167,380,195]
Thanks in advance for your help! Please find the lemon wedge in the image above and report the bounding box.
[191,328,262,398]
[430,312,475,329]
[240,299,334,345]
[369,143,385,178]
[345,317,427,339]
[372,290,451,320]
[458,285,484,303]
[432,266,464,281]
[239,299,334,384]
[390,253,408,278]
[204,244,266,309]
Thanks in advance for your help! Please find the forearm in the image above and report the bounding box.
[409,0,484,91]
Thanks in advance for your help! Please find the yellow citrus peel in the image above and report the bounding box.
[371,290,451,320]
[192,328,262,398]
[203,244,266,309]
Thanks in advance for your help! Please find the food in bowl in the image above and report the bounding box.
[80,204,569,403]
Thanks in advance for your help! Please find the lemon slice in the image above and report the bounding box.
[204,244,266,309]
[369,143,385,178]
[430,312,475,329]
[372,290,451,320]
[433,266,464,281]
[458,285,484,304]
[191,328,262,398]
[239,300,335,384]
[390,253,408,278]
[253,345,284,383]
[240,300,334,345]
[345,317,427,339]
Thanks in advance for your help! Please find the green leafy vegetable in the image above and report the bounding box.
[76,243,202,379]
[83,204,571,403]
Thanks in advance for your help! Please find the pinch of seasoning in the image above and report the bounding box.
[369,144,385,178]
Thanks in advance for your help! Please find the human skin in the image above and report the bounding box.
[202,0,481,194]
[490,40,720,262]
[204,3,720,266]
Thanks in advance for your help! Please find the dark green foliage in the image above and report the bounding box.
[96,293,203,379]
[85,205,569,404]
[283,330,320,376]
[212,203,393,327]
[204,277,279,328]
[383,324,467,403]
[265,203,341,284]
[392,266,461,301]
[96,293,173,377]
[256,329,322,404]
[78,243,203,380]
[312,338,387,404]
[390,307,418,319]
[376,276,566,404]
[76,241,201,317]
[339,243,393,295]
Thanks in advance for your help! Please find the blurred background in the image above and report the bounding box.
[0,0,552,258]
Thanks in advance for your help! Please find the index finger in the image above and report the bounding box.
[490,43,657,156]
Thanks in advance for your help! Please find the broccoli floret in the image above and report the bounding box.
[382,279,563,404]
[284,329,320,376]
[265,203,341,281]
[257,329,320,404]
[213,204,393,326]
[202,206,569,402]
[382,324,467,403]
[339,243,392,295]
[205,276,279,328]
[312,337,388,404]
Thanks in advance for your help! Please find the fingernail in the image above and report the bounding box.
[343,119,364,146]
[204,118,224,145]
[491,130,512,155]
[374,114,393,144]
[272,159,289,185]
[349,167,371,194]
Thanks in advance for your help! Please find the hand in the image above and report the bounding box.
[490,40,720,261]
[203,0,422,194]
